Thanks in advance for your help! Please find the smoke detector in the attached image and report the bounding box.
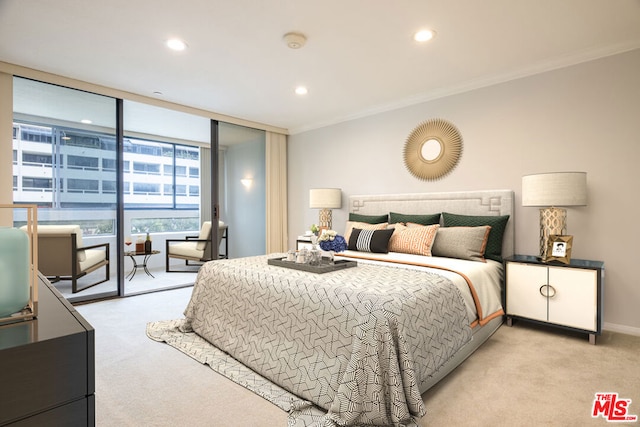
[283,32,307,49]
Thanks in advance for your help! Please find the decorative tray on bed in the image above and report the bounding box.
[267,257,357,274]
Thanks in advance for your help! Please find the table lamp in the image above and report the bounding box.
[309,188,342,230]
[522,172,587,259]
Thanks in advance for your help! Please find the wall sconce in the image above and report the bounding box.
[522,172,587,259]
[241,178,253,189]
[309,188,342,230]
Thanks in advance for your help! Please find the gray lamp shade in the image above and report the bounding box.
[309,188,342,209]
[522,172,587,207]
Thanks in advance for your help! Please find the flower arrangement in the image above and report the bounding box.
[317,229,347,253]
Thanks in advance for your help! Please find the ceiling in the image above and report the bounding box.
[1,0,640,135]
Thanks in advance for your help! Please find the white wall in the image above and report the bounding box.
[288,49,640,334]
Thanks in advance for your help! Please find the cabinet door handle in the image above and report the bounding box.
[539,285,557,298]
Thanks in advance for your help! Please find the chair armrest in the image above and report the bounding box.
[165,239,211,243]
[166,238,209,244]
[79,242,110,251]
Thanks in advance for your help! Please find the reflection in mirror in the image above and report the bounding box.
[420,138,442,162]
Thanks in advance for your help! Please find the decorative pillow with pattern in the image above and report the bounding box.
[343,221,388,242]
[348,213,389,224]
[348,228,395,253]
[442,212,509,262]
[431,226,491,262]
[389,212,441,226]
[388,223,440,256]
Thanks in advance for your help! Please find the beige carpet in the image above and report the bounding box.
[75,287,640,427]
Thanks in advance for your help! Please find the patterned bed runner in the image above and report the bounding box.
[147,319,327,426]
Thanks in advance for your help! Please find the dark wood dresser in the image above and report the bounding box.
[0,275,95,426]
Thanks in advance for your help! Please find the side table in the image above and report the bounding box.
[296,235,314,251]
[124,250,160,280]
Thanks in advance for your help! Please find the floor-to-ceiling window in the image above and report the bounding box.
[11,77,268,301]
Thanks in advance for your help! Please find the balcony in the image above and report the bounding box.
[29,209,218,302]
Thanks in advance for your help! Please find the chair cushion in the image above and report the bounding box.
[196,222,212,251]
[79,248,107,271]
[169,241,204,259]
[195,221,226,251]
[23,224,86,261]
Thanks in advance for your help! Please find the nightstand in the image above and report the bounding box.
[296,235,314,251]
[504,255,604,344]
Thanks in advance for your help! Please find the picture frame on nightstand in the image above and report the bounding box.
[544,234,573,264]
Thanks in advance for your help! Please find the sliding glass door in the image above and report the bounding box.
[13,77,118,301]
[121,100,211,294]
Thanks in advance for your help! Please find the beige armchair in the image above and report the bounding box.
[24,225,110,293]
[165,221,228,272]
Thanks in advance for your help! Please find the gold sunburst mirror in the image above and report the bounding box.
[403,118,463,181]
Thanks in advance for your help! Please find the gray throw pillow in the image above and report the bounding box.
[441,212,509,262]
[431,226,491,262]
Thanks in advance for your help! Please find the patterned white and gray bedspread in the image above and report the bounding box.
[183,255,472,426]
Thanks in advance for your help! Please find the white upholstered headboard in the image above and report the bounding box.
[349,189,515,258]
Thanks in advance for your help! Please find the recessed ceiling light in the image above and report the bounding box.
[166,38,188,51]
[414,29,436,42]
[295,86,308,95]
[80,119,92,124]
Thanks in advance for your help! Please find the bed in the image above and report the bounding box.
[150,189,514,427]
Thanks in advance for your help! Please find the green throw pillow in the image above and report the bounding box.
[389,212,441,226]
[442,212,510,262]
[348,212,388,224]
